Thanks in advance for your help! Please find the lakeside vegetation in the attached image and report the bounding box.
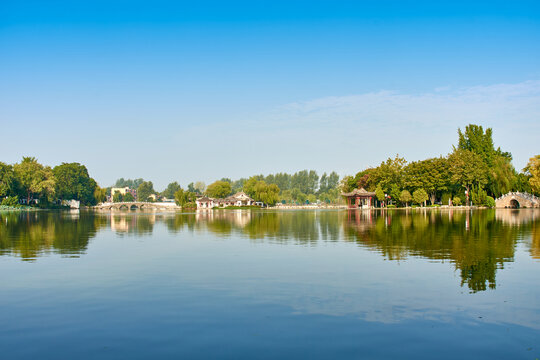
[0,158,105,208]
[1,124,538,210]
[342,124,539,207]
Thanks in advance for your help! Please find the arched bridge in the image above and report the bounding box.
[95,202,180,211]
[495,192,539,208]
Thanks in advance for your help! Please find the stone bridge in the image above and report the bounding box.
[95,202,180,211]
[495,192,539,208]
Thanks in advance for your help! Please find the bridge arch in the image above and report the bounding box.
[495,192,539,208]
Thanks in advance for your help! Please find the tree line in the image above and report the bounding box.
[2,124,538,209]
[109,170,342,207]
[0,158,105,207]
[342,124,540,207]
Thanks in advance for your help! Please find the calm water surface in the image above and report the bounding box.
[1,209,539,359]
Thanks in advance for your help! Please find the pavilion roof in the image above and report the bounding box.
[341,188,376,197]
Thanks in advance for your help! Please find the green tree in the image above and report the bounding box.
[174,188,197,207]
[243,177,259,197]
[400,190,412,207]
[458,125,498,165]
[457,124,515,197]
[112,191,123,202]
[524,155,540,195]
[137,181,156,202]
[13,157,56,204]
[327,171,340,190]
[194,181,206,194]
[375,184,385,207]
[413,189,429,206]
[0,162,15,198]
[453,196,462,206]
[94,187,107,204]
[470,184,487,206]
[353,168,376,191]
[206,180,232,198]
[53,162,97,205]
[123,192,135,202]
[161,181,182,199]
[403,157,450,204]
[319,173,328,194]
[115,178,144,189]
[253,181,280,206]
[371,155,407,192]
[448,149,488,204]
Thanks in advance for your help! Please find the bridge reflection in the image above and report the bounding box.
[1,209,538,292]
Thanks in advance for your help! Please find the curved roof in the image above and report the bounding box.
[341,188,376,197]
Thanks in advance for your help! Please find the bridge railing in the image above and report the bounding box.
[495,192,539,202]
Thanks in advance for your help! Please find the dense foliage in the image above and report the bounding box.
[0,157,102,206]
[343,124,538,206]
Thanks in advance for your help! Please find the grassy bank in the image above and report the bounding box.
[0,205,37,211]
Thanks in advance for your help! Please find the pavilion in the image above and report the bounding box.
[342,188,377,209]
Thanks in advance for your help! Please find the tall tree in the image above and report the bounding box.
[524,155,540,195]
[161,182,182,199]
[448,149,488,203]
[457,124,515,197]
[371,155,407,192]
[174,188,197,206]
[0,162,15,198]
[194,181,206,194]
[327,171,340,190]
[115,178,144,189]
[137,181,155,202]
[253,181,280,205]
[94,187,107,204]
[13,157,56,204]
[206,180,232,198]
[53,162,97,205]
[403,157,450,204]
[319,172,328,194]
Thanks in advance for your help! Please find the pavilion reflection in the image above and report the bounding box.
[343,209,540,292]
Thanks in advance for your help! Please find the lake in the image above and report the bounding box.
[1,209,539,359]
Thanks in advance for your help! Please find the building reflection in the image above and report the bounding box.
[1,209,538,292]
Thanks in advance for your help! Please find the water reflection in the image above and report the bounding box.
[1,209,538,293]
[0,211,106,260]
[344,209,539,292]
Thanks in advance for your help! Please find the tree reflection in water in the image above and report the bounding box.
[1,209,538,292]
[344,209,539,292]
[0,211,106,261]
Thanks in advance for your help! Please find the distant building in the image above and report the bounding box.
[110,187,137,200]
[196,191,255,209]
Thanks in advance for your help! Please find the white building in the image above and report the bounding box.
[196,192,255,209]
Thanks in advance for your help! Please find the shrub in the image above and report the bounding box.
[485,196,495,208]
[1,196,19,207]
[387,204,396,208]
[441,193,452,206]
[453,196,462,206]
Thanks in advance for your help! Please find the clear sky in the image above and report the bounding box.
[1,1,539,190]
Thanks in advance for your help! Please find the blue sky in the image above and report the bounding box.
[1,1,539,189]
